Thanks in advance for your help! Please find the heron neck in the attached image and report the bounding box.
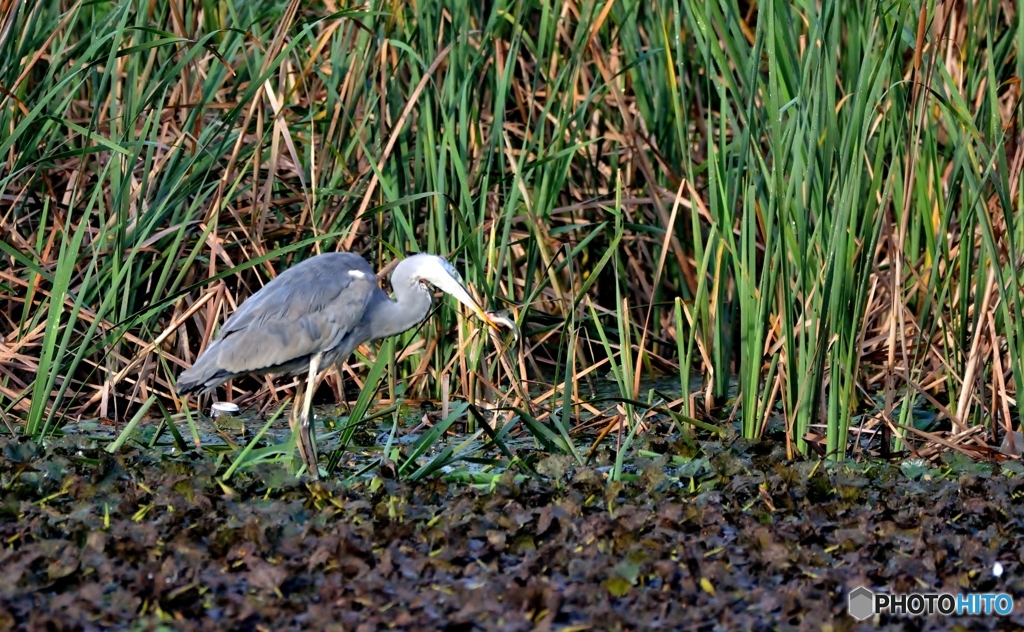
[368,276,432,340]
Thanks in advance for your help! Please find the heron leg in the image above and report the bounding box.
[296,352,322,479]
[337,368,351,415]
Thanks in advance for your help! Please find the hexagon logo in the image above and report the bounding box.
[848,586,875,621]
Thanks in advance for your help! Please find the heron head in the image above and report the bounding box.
[400,254,512,334]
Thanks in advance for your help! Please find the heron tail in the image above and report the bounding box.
[176,342,231,395]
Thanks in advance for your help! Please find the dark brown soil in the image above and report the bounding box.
[1,436,1022,631]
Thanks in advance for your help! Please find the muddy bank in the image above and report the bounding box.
[1,437,1022,631]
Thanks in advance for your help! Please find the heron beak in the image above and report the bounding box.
[433,272,518,339]
[436,274,498,325]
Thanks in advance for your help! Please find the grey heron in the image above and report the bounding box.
[177,252,517,479]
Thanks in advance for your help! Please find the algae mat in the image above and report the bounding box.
[1,437,1022,630]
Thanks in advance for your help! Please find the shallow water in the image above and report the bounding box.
[49,373,713,478]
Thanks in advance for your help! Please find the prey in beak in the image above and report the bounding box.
[428,259,520,342]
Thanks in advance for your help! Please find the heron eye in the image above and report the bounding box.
[442,261,463,283]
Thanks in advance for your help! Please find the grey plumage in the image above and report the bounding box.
[177,253,379,393]
[177,251,508,479]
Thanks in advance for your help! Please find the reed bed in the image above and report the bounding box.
[0,0,1021,474]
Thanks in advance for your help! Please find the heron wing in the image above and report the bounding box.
[177,253,378,392]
